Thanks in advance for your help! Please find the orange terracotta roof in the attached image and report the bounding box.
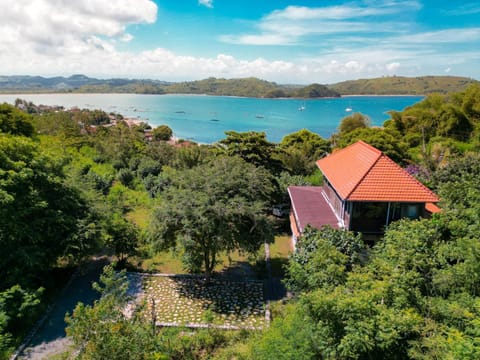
[425,202,441,213]
[316,141,439,203]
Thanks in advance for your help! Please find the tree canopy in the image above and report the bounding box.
[278,129,330,175]
[0,135,96,288]
[148,156,274,281]
[338,112,371,134]
[218,131,282,173]
[0,103,34,137]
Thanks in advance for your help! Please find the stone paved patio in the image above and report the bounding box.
[132,274,266,329]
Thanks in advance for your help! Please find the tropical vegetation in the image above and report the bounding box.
[0,82,479,359]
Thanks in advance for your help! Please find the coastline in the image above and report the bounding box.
[0,91,343,100]
[0,93,423,143]
[341,94,426,97]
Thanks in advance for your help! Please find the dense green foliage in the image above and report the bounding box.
[0,103,34,136]
[285,226,364,293]
[278,129,330,175]
[0,105,104,356]
[218,131,282,173]
[0,135,95,286]
[152,125,173,141]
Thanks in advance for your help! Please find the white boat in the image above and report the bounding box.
[345,107,352,112]
[298,102,306,111]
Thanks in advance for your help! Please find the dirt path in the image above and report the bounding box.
[15,257,110,360]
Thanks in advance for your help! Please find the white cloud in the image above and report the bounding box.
[220,2,418,46]
[386,62,400,72]
[0,0,157,56]
[199,0,214,8]
[396,28,480,43]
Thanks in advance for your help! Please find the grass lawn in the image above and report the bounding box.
[134,251,186,274]
[268,234,292,277]
[132,248,259,275]
[269,234,293,258]
[139,275,266,329]
[133,235,292,278]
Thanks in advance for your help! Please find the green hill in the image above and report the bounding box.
[0,75,339,98]
[328,75,478,95]
[1,74,476,97]
[161,77,339,98]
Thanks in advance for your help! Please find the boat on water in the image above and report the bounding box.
[345,107,352,112]
[298,103,306,111]
[255,114,264,119]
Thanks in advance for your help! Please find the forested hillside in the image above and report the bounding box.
[4,74,477,96]
[1,83,479,359]
[0,75,339,98]
[328,75,477,95]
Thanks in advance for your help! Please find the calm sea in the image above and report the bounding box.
[0,94,423,143]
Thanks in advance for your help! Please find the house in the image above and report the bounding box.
[288,141,440,246]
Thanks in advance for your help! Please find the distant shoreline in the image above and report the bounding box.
[0,91,425,99]
[341,94,426,97]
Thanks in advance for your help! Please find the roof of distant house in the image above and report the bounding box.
[316,141,439,203]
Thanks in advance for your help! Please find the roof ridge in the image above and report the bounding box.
[357,140,383,154]
[344,146,383,199]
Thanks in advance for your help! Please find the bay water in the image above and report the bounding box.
[0,94,423,143]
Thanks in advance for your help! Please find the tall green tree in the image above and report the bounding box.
[218,131,282,173]
[105,214,139,265]
[152,125,173,141]
[0,103,34,137]
[149,156,274,281]
[278,129,330,175]
[0,135,95,287]
[338,112,370,135]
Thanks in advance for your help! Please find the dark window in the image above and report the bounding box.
[350,202,388,233]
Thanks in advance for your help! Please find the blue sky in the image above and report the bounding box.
[0,0,479,83]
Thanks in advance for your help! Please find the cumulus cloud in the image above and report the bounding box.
[199,0,214,8]
[0,0,157,57]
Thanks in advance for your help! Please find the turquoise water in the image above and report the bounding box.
[0,94,423,143]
